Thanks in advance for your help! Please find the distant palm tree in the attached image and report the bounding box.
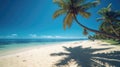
[99,22,113,34]
[98,22,114,39]
[97,4,120,36]
[53,0,120,39]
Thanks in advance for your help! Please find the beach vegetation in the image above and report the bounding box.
[53,0,120,40]
[96,4,120,39]
[91,4,120,44]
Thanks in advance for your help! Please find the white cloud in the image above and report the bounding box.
[40,35,54,38]
[6,34,18,38]
[39,35,85,39]
[54,36,62,38]
[29,34,38,38]
[12,34,17,36]
[40,35,63,38]
[0,34,87,39]
[28,34,57,38]
[28,34,56,38]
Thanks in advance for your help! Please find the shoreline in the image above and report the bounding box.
[0,40,120,67]
[0,40,82,57]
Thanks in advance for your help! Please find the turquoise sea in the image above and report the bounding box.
[0,38,87,55]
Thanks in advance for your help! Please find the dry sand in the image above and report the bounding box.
[0,40,120,67]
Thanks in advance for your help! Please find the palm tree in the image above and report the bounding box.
[53,0,120,39]
[99,20,116,35]
[97,4,120,36]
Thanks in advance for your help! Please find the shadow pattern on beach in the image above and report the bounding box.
[50,46,120,67]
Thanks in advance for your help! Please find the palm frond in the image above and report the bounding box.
[99,22,111,32]
[107,3,112,11]
[79,11,91,18]
[73,0,86,6]
[53,0,69,9]
[53,0,64,6]
[93,0,101,6]
[116,11,120,15]
[114,11,120,18]
[74,0,86,4]
[53,9,66,19]
[116,27,120,31]
[81,0,100,10]
[99,22,105,31]
[107,3,112,9]
[113,19,120,22]
[98,8,108,16]
[96,17,104,22]
[98,3,112,15]
[63,13,73,29]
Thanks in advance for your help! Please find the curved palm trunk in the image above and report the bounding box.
[73,14,120,40]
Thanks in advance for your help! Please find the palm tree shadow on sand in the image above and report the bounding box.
[50,45,120,67]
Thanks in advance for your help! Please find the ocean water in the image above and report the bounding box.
[0,38,87,53]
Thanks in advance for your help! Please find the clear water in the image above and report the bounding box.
[0,38,87,55]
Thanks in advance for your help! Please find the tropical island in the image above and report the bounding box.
[0,0,120,67]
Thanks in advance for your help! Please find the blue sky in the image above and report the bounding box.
[0,0,120,39]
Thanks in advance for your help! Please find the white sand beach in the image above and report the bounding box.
[0,40,120,67]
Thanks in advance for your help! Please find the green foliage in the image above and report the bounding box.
[53,0,100,33]
[78,11,91,18]
[53,0,120,39]
[53,9,66,19]
[96,4,120,38]
[98,3,112,16]
[64,13,73,29]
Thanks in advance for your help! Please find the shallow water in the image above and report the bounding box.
[0,38,86,55]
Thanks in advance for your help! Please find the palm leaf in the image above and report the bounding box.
[81,0,100,10]
[79,11,91,18]
[96,17,105,22]
[63,13,73,29]
[74,0,86,4]
[113,11,120,18]
[107,3,112,11]
[73,0,86,6]
[107,3,112,9]
[99,22,105,31]
[53,0,65,7]
[98,3,112,15]
[99,22,111,32]
[116,11,120,16]
[116,27,120,31]
[93,0,101,6]
[53,0,69,9]
[53,9,66,19]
